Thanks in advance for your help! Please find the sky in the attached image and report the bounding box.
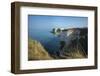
[28,15,88,31]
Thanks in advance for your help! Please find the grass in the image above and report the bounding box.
[28,38,53,60]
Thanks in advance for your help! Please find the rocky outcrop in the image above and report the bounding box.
[51,27,88,59]
[28,39,53,60]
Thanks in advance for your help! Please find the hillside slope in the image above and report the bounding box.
[28,39,53,60]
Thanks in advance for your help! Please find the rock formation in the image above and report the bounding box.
[51,27,88,59]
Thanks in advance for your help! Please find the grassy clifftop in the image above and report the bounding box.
[28,38,53,60]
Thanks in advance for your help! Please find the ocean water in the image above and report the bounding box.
[28,29,61,54]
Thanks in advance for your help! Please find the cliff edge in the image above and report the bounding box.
[28,38,53,60]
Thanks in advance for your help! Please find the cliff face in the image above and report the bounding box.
[51,27,88,59]
[28,39,53,60]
